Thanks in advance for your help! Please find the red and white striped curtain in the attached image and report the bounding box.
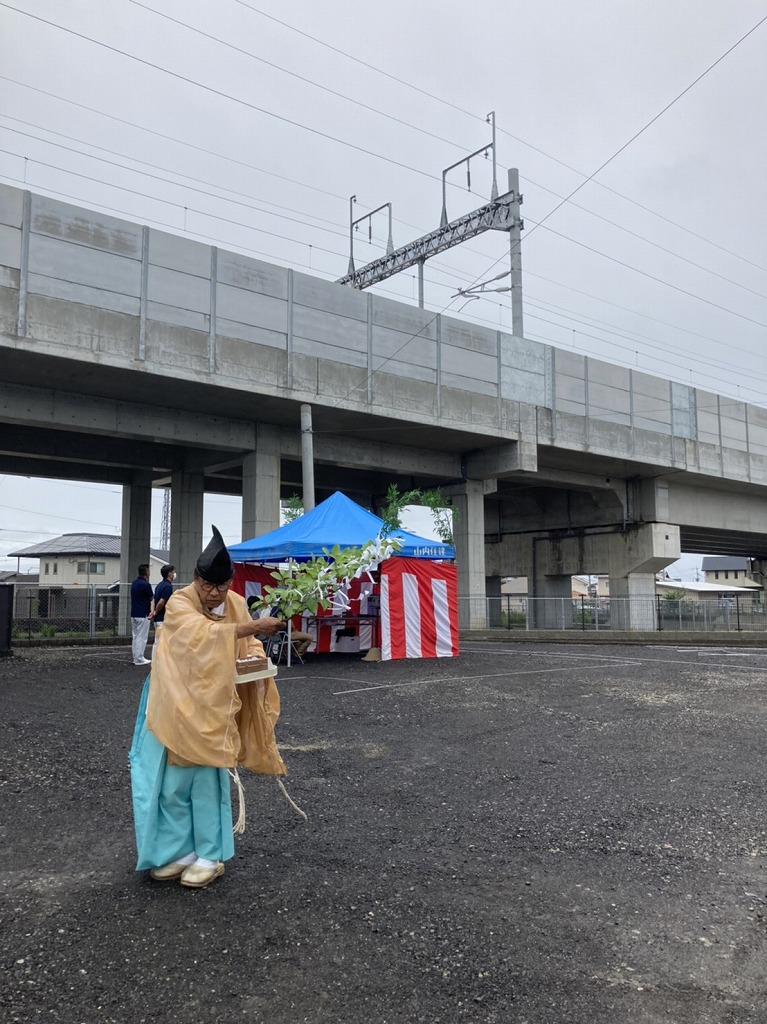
[379,558,459,660]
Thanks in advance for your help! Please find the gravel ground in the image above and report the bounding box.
[2,641,767,1024]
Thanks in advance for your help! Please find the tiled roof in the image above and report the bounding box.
[700,556,751,571]
[7,533,169,560]
[8,533,121,557]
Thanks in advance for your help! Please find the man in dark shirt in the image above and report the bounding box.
[130,564,153,666]
[149,564,175,657]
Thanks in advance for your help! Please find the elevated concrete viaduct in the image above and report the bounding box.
[2,184,767,626]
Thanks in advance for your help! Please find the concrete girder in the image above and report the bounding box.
[0,381,255,452]
[0,424,188,473]
[281,431,461,482]
[462,440,537,479]
[0,455,135,486]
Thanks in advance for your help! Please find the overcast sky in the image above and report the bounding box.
[1,0,766,578]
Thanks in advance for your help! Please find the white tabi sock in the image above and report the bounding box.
[194,857,218,869]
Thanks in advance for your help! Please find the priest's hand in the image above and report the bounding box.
[253,615,287,637]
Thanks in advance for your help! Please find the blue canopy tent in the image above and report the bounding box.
[227,490,454,562]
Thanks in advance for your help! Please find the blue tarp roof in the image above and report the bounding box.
[227,491,454,562]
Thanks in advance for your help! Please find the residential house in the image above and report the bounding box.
[6,534,168,620]
[700,556,762,590]
[7,534,169,586]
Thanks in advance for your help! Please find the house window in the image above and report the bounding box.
[53,562,58,575]
[45,562,50,574]
[77,562,87,574]
[90,562,105,575]
[724,571,729,579]
[714,571,719,579]
[734,571,739,579]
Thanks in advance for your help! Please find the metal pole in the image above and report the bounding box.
[300,404,315,511]
[89,584,96,639]
[507,168,524,337]
[417,259,425,308]
[487,111,498,200]
[347,195,356,276]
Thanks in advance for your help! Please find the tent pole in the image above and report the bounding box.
[300,404,315,511]
[287,557,293,667]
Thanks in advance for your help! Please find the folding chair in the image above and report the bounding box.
[266,630,305,666]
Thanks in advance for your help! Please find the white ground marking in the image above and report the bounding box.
[332,661,637,696]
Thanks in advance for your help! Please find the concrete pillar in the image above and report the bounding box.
[491,524,680,631]
[486,575,503,627]
[608,523,680,630]
[242,424,281,539]
[450,480,487,628]
[608,573,658,630]
[533,572,573,629]
[170,465,204,584]
[120,472,152,632]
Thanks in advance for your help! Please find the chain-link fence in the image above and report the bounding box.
[463,592,767,633]
[7,583,138,642]
[5,583,767,643]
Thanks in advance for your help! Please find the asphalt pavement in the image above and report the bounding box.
[2,641,767,1024]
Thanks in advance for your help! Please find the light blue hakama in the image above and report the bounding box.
[129,677,235,871]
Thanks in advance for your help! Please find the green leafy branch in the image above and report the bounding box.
[262,537,402,620]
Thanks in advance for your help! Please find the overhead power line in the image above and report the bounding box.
[2,155,764,406]
[234,0,767,275]
[2,3,764,406]
[7,85,764,308]
[3,149,764,395]
[0,2,479,190]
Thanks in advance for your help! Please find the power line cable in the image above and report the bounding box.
[0,149,350,261]
[0,2,480,190]
[526,177,767,301]
[3,157,763,407]
[125,0,475,159]
[4,152,763,409]
[5,6,765,399]
[534,220,767,329]
[235,0,767,275]
[324,12,767,406]
[0,73,348,206]
[122,0,767,294]
[5,70,763,309]
[0,121,358,243]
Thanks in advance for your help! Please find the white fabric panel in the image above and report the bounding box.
[380,575,391,661]
[431,579,453,657]
[403,573,422,659]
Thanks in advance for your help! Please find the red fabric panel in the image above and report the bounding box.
[379,558,458,660]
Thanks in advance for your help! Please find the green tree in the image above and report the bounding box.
[282,494,304,523]
[380,483,458,545]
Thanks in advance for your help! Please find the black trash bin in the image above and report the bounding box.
[0,583,13,655]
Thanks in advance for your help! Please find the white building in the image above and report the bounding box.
[7,534,168,586]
